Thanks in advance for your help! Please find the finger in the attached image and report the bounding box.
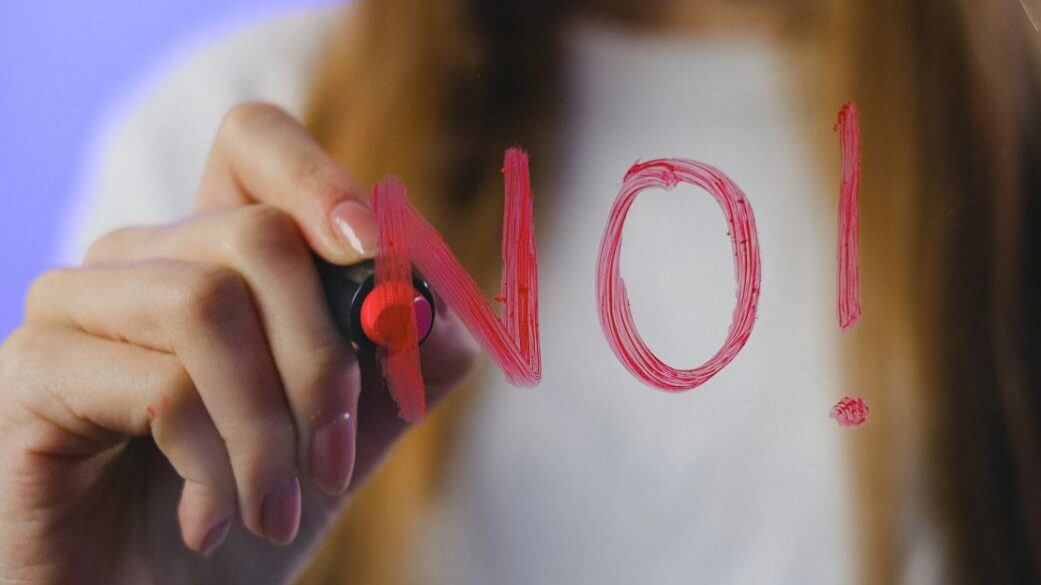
[196,102,377,265]
[85,207,361,495]
[26,261,302,544]
[2,325,236,556]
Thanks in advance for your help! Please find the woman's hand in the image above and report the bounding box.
[0,103,479,585]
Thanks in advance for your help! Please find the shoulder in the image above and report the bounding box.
[57,6,345,263]
[150,7,343,119]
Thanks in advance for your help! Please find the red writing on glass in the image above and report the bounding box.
[371,148,541,421]
[595,159,762,392]
[830,396,870,427]
[371,176,426,421]
[367,101,865,418]
[835,101,862,331]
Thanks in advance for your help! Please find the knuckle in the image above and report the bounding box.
[23,270,65,318]
[0,327,35,380]
[149,374,200,450]
[292,158,352,207]
[153,359,196,408]
[220,412,296,464]
[175,266,252,327]
[0,327,50,403]
[224,204,303,261]
[219,102,289,141]
[303,343,359,413]
[84,226,140,264]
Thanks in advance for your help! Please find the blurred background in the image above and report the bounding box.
[0,0,337,339]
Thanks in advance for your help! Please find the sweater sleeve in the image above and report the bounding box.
[55,7,339,265]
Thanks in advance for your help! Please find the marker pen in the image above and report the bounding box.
[314,256,436,351]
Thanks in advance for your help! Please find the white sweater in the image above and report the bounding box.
[61,7,944,585]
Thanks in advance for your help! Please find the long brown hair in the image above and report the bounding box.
[294,1,1041,583]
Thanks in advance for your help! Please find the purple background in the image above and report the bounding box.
[0,1,338,339]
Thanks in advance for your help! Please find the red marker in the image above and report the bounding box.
[314,257,435,352]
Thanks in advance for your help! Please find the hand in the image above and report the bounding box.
[0,103,479,585]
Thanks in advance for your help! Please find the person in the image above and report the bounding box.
[1,1,1038,584]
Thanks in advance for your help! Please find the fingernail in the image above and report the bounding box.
[330,200,378,258]
[200,516,233,557]
[310,413,355,494]
[261,476,301,544]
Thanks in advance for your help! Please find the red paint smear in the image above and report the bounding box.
[596,159,762,392]
[371,148,541,421]
[404,148,541,387]
[371,177,425,421]
[145,395,171,422]
[835,102,862,331]
[830,396,870,427]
